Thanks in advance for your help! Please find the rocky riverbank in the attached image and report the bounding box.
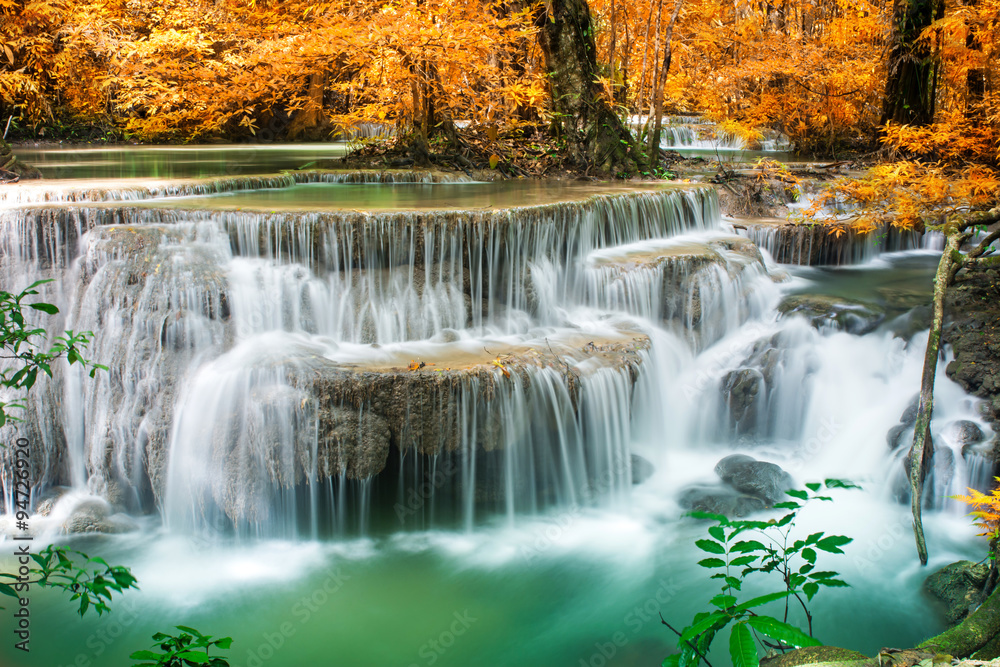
[943,264,1000,475]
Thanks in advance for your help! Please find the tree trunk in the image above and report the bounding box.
[908,231,962,565]
[881,0,944,126]
[535,0,642,175]
[647,0,684,171]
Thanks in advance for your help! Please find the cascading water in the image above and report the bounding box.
[0,149,990,667]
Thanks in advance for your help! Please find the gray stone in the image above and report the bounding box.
[778,294,885,335]
[901,395,920,426]
[631,454,655,485]
[887,423,910,450]
[715,454,794,504]
[946,420,986,446]
[723,368,765,432]
[678,486,769,518]
[63,499,139,534]
[924,560,991,625]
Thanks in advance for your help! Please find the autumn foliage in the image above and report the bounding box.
[0,0,998,208]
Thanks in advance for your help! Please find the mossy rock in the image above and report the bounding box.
[761,646,870,667]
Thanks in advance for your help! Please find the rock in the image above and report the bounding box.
[777,294,885,335]
[715,454,794,504]
[900,395,920,426]
[35,486,71,517]
[63,499,139,534]
[945,420,985,446]
[678,486,769,517]
[924,560,991,625]
[631,454,655,484]
[723,368,765,432]
[760,645,870,667]
[887,423,910,450]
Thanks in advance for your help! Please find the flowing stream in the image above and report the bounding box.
[0,145,988,667]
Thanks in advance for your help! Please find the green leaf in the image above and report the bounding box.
[28,303,59,315]
[686,511,729,523]
[802,547,817,564]
[731,555,758,567]
[816,536,852,554]
[786,489,808,500]
[805,482,821,492]
[729,622,759,667]
[176,651,211,664]
[214,637,233,650]
[746,616,822,648]
[824,479,861,490]
[709,594,737,609]
[0,582,18,597]
[773,502,800,509]
[698,558,727,568]
[708,525,726,542]
[695,539,726,555]
[731,590,792,613]
[730,540,766,553]
[175,625,205,637]
[128,651,162,660]
[662,656,681,667]
[803,582,820,600]
[776,512,795,527]
[679,611,728,645]
[817,579,849,588]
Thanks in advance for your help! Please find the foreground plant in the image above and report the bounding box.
[0,544,138,616]
[130,627,234,667]
[662,480,858,667]
[1,279,105,426]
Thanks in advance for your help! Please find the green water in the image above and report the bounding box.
[0,499,972,667]
[142,181,690,212]
[12,144,349,180]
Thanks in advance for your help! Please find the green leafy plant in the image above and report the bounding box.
[1,279,106,426]
[130,627,234,667]
[0,545,139,616]
[662,479,859,667]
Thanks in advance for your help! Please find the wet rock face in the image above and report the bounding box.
[947,420,986,447]
[678,486,768,517]
[715,454,795,505]
[63,499,139,534]
[925,560,991,625]
[777,294,885,335]
[631,454,655,485]
[723,369,765,433]
[944,267,1000,432]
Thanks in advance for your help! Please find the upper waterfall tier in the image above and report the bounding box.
[0,169,476,207]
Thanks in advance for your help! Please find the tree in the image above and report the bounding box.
[534,0,643,174]
[881,0,945,126]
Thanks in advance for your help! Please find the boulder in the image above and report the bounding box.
[924,560,991,625]
[946,420,986,447]
[723,368,765,432]
[631,454,655,485]
[778,294,885,335]
[678,486,769,517]
[63,499,139,534]
[887,423,910,450]
[715,454,794,504]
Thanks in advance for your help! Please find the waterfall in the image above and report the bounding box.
[0,164,988,547]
